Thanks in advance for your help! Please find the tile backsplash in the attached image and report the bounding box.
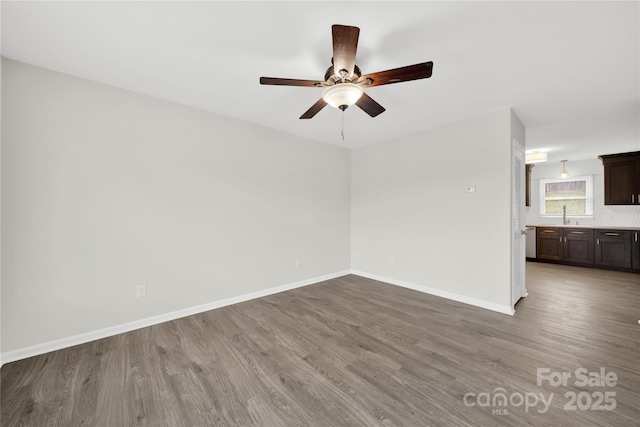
[526,158,640,227]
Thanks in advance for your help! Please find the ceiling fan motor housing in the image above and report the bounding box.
[325,64,362,84]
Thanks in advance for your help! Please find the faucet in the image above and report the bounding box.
[563,205,570,225]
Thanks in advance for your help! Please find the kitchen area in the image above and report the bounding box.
[525,151,640,274]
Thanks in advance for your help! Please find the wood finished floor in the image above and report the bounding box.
[1,263,639,426]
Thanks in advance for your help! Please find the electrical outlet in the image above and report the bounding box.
[295,258,302,268]
[136,284,147,298]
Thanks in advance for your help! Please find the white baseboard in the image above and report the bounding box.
[0,269,513,366]
[0,270,350,366]
[350,270,515,316]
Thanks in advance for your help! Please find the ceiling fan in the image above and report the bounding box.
[260,24,434,119]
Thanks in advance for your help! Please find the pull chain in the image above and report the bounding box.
[341,109,345,140]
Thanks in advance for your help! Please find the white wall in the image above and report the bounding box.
[2,60,523,362]
[0,6,4,365]
[1,59,351,356]
[511,109,525,149]
[526,158,640,227]
[351,109,515,313]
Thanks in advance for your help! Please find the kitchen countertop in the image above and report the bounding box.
[527,224,640,231]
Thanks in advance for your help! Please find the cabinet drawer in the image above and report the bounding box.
[595,230,630,241]
[538,227,562,237]
[565,229,593,237]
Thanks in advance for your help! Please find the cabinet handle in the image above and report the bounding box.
[636,232,638,242]
[564,237,567,243]
[543,230,555,233]
[634,194,636,204]
[597,238,600,245]
[570,231,584,234]
[605,232,620,236]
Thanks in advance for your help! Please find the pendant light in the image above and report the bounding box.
[559,160,570,178]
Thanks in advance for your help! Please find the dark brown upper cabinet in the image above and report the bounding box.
[525,164,534,207]
[598,151,640,205]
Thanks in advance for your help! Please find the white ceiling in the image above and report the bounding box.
[2,1,638,162]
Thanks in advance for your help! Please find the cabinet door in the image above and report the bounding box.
[563,229,594,264]
[603,160,636,205]
[594,230,631,268]
[632,231,640,272]
[537,227,563,260]
[636,160,640,205]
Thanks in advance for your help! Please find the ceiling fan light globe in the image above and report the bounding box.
[322,83,363,110]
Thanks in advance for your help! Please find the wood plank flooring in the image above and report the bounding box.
[2,262,639,426]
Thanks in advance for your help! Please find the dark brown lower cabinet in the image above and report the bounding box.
[594,230,631,269]
[537,227,563,261]
[564,229,594,264]
[535,226,638,273]
[631,230,640,272]
[537,227,594,265]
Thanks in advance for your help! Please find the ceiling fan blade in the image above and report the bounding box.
[356,93,385,117]
[260,77,323,87]
[332,25,360,79]
[360,61,433,87]
[300,98,328,119]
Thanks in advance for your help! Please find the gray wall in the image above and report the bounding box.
[0,45,3,365]
[1,59,522,362]
[1,59,351,354]
[351,109,514,312]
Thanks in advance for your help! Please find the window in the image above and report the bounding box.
[539,175,593,216]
